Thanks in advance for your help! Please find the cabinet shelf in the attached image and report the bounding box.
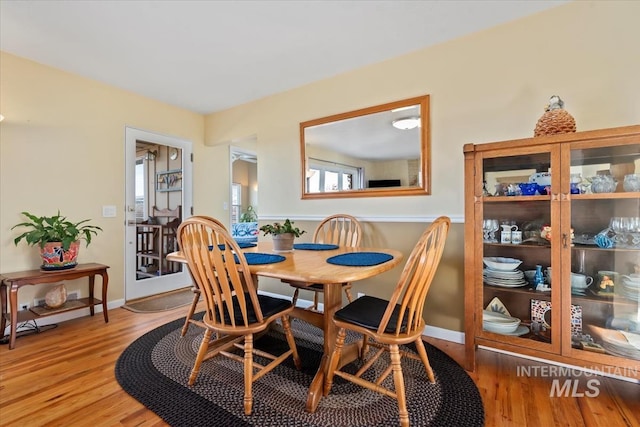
[464,124,640,379]
[5,297,103,323]
[484,242,550,248]
[483,284,638,307]
[572,246,640,253]
[483,195,550,202]
[571,192,640,200]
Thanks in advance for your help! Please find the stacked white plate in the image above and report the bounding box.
[571,280,589,296]
[482,310,524,335]
[620,274,640,302]
[591,326,640,360]
[483,268,527,287]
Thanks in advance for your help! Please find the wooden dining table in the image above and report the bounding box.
[167,241,403,412]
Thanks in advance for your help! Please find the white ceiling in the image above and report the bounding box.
[0,0,567,115]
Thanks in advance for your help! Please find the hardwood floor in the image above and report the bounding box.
[1,305,638,426]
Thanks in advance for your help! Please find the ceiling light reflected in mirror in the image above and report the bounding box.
[392,116,421,130]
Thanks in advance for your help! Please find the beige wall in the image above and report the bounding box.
[1,1,638,333]
[0,53,205,305]
[203,1,640,331]
[257,220,466,331]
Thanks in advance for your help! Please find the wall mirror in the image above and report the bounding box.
[300,94,430,199]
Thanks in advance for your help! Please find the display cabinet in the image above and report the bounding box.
[463,125,640,379]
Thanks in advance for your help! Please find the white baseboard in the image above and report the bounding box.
[261,290,465,344]
[423,325,465,344]
[258,289,322,311]
[5,291,468,348]
[3,299,125,335]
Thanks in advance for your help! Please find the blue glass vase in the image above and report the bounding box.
[534,265,545,289]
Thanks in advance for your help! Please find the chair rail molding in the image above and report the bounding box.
[258,215,464,224]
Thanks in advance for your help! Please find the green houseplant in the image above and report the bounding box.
[12,211,103,270]
[240,206,258,223]
[260,219,305,252]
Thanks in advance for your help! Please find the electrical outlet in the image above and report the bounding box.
[21,304,29,311]
[357,292,365,299]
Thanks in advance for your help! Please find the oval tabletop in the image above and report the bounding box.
[168,241,403,284]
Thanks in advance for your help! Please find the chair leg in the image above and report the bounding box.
[189,328,212,385]
[343,284,354,303]
[281,315,301,369]
[360,335,369,359]
[312,290,319,311]
[291,288,300,307]
[244,334,254,415]
[389,344,409,427]
[323,327,347,395]
[414,338,435,383]
[181,288,200,337]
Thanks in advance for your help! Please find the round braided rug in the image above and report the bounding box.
[115,313,484,427]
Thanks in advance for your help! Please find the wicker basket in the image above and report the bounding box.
[534,95,576,137]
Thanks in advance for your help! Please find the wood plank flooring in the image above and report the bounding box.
[1,304,638,426]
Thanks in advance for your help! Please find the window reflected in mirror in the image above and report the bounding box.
[301,95,430,199]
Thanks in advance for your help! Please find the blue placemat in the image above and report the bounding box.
[235,253,286,265]
[326,252,394,267]
[293,243,339,251]
[211,242,257,250]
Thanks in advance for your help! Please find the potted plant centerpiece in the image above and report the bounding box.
[12,211,103,271]
[259,219,305,252]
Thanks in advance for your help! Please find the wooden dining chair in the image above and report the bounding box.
[180,215,226,337]
[152,205,182,273]
[286,214,362,311]
[176,216,301,415]
[323,216,450,427]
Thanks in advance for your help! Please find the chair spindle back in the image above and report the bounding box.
[313,214,362,247]
[177,217,263,330]
[378,216,450,336]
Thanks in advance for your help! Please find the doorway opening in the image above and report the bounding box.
[230,146,258,242]
[125,127,192,301]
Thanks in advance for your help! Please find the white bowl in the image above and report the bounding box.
[483,318,521,334]
[483,310,520,323]
[483,257,523,271]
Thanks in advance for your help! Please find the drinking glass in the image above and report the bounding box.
[628,216,640,247]
[609,217,625,247]
[488,219,500,243]
[482,219,491,242]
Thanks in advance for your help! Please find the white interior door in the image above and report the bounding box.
[124,127,193,301]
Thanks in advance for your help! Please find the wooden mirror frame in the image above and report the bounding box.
[300,95,430,199]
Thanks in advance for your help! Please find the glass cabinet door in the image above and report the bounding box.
[566,141,640,361]
[479,146,560,352]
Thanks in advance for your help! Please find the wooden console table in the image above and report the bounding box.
[1,263,109,349]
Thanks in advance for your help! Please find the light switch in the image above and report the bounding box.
[223,202,229,210]
[102,205,117,217]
